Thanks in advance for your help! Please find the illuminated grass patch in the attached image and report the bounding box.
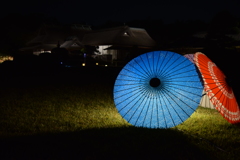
[0,81,130,136]
[0,69,239,160]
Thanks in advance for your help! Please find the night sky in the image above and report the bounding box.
[1,0,240,25]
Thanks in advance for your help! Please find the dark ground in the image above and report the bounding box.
[0,61,215,160]
[0,58,239,159]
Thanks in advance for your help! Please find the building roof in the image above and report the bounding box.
[19,44,57,51]
[82,26,156,48]
[20,25,156,52]
[60,36,83,50]
[26,25,91,46]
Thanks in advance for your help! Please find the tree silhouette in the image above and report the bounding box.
[0,13,60,56]
[202,11,240,101]
[205,10,239,52]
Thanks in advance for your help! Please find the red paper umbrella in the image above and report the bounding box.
[194,52,240,124]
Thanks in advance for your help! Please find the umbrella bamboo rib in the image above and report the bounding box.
[169,83,203,90]
[163,63,194,79]
[161,88,182,127]
[139,55,153,78]
[168,85,202,100]
[166,69,199,79]
[121,88,150,120]
[114,87,141,100]
[114,85,140,93]
[135,85,156,127]
[132,92,152,126]
[156,92,167,128]
[205,82,229,95]
[156,52,166,76]
[167,85,200,106]
[155,51,161,76]
[146,52,155,77]
[144,87,159,126]
[115,78,145,82]
[215,91,229,115]
[155,97,160,128]
[117,73,147,81]
[127,92,149,124]
[114,87,143,108]
[165,88,190,120]
[160,54,183,76]
[157,52,175,77]
[165,86,202,109]
[121,67,149,79]
[161,58,190,77]
[158,90,173,128]
[142,93,153,127]
[114,83,140,87]
[128,62,151,79]
[166,75,199,82]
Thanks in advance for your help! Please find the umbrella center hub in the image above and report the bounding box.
[149,78,161,87]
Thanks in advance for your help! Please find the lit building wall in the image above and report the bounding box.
[96,45,117,61]
[98,45,111,55]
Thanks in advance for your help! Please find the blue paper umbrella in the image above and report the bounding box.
[113,51,203,128]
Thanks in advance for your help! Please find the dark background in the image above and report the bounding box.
[1,0,240,25]
[1,0,240,99]
[1,0,240,53]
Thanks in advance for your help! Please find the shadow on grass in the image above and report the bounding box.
[0,127,214,160]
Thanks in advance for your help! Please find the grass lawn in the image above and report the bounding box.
[0,66,240,160]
